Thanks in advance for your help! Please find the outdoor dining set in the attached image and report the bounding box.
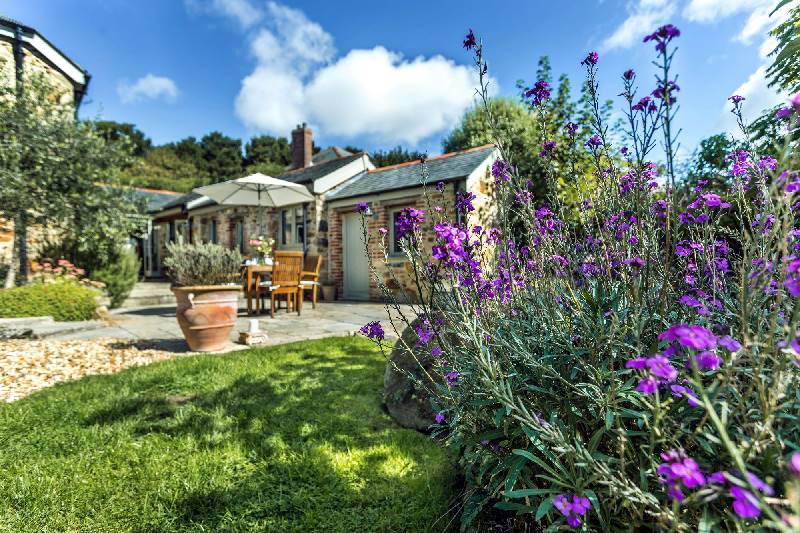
[241,252,321,318]
[192,173,323,319]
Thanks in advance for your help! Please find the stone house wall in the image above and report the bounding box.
[0,36,78,270]
[327,164,496,302]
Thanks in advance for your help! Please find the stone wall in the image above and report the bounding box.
[0,36,78,270]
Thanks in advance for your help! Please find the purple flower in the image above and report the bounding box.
[525,79,551,107]
[463,29,477,50]
[359,321,384,341]
[539,139,557,157]
[718,336,741,352]
[434,411,445,424]
[786,259,800,297]
[585,135,602,149]
[658,449,706,503]
[554,494,591,529]
[491,159,512,183]
[445,371,460,385]
[581,51,599,66]
[378,227,388,237]
[789,452,800,476]
[623,68,635,80]
[395,207,426,239]
[729,94,745,104]
[693,351,722,370]
[455,191,476,213]
[659,324,717,350]
[414,321,435,347]
[644,24,681,52]
[431,346,442,357]
[731,486,761,518]
[355,202,370,214]
[436,181,445,193]
[564,122,579,136]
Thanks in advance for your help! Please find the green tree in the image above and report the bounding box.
[369,146,426,167]
[244,135,291,169]
[683,133,738,189]
[0,72,143,286]
[767,0,800,95]
[93,120,152,157]
[120,146,210,192]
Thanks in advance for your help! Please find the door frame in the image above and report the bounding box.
[342,213,370,300]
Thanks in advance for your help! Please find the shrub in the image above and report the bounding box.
[163,242,242,287]
[0,281,98,321]
[92,248,140,308]
[359,26,800,531]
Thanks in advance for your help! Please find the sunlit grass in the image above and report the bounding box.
[0,337,456,531]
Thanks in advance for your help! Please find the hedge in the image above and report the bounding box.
[0,282,98,322]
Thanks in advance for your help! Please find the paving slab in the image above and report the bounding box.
[47,301,409,348]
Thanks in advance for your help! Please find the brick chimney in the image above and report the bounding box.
[291,123,313,169]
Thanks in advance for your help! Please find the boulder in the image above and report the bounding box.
[383,318,442,431]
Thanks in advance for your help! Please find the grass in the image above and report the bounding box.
[0,337,457,531]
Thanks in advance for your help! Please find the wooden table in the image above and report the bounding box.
[243,264,272,315]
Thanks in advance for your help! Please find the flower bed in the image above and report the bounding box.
[360,24,800,531]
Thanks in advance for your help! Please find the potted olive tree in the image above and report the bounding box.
[163,242,242,352]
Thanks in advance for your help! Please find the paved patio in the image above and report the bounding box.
[50,301,410,349]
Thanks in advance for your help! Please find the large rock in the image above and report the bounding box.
[383,318,442,431]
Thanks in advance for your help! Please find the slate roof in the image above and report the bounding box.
[130,187,182,211]
[274,153,364,185]
[327,144,496,201]
[312,146,353,165]
[151,192,203,213]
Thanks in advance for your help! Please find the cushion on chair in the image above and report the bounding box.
[299,280,319,286]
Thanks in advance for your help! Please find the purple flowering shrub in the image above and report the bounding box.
[358,25,800,531]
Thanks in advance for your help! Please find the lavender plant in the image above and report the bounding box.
[359,25,800,531]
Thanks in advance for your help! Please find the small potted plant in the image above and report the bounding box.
[163,242,242,352]
[321,277,336,301]
[248,236,275,265]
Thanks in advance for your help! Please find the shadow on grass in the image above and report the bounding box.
[81,341,454,530]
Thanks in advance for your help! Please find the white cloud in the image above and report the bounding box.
[305,47,482,143]
[682,0,771,23]
[601,0,675,51]
[716,65,784,132]
[118,74,179,104]
[232,2,486,145]
[185,0,262,28]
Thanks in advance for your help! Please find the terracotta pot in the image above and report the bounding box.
[172,285,240,352]
[321,284,335,301]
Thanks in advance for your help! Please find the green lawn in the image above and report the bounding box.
[0,337,457,532]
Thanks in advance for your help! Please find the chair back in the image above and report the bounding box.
[272,251,304,284]
[303,255,322,277]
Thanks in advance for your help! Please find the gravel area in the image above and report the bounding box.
[0,339,191,402]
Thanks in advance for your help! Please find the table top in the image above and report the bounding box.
[243,264,273,272]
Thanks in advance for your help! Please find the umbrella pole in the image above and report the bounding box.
[258,186,265,235]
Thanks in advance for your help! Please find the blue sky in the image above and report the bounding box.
[2,0,787,158]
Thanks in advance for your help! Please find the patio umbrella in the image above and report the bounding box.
[193,173,313,234]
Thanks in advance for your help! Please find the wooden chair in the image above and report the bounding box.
[257,251,303,318]
[299,255,322,309]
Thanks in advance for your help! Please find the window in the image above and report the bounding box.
[168,221,175,243]
[175,221,189,244]
[454,180,466,226]
[389,208,404,256]
[234,219,245,252]
[202,219,218,244]
[279,206,306,248]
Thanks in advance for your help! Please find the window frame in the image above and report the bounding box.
[388,207,406,257]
